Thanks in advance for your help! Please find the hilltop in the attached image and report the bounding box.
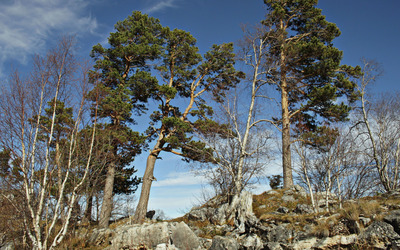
[50,186,400,249]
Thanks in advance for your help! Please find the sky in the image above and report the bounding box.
[1,0,399,218]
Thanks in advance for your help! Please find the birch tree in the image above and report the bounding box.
[0,37,99,249]
[194,25,275,197]
[355,59,400,192]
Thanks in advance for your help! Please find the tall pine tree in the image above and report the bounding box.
[131,27,244,223]
[262,0,360,188]
[88,11,162,228]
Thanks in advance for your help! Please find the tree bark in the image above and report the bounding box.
[98,163,115,228]
[132,150,159,224]
[280,61,293,188]
[83,193,93,223]
[282,111,293,188]
[279,17,293,189]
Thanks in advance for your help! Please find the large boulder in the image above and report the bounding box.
[89,221,202,250]
[107,222,170,249]
[384,209,400,234]
[358,221,400,249]
[170,222,201,249]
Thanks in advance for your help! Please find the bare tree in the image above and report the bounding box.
[294,125,376,211]
[0,37,99,249]
[193,25,275,198]
[355,59,400,192]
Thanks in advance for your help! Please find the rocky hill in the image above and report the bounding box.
[63,186,400,249]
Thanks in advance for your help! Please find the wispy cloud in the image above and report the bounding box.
[142,0,178,14]
[152,171,207,187]
[0,0,97,73]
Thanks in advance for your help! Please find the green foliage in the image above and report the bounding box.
[78,123,144,195]
[0,148,11,178]
[299,125,339,152]
[87,11,163,198]
[263,0,361,133]
[88,11,165,124]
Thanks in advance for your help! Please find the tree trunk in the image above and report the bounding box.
[132,151,159,224]
[83,193,93,223]
[281,79,293,188]
[98,163,115,228]
[279,18,293,189]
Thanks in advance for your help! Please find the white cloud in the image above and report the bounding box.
[0,0,97,72]
[152,170,207,187]
[142,0,178,14]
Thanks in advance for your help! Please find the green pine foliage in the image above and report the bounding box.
[263,0,361,148]
[262,0,360,131]
[91,11,244,164]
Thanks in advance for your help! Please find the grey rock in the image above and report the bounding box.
[209,236,239,250]
[187,207,212,221]
[88,228,113,246]
[187,191,256,228]
[199,238,213,249]
[241,234,263,250]
[107,223,170,249]
[359,216,371,227]
[263,242,283,250]
[277,206,290,214]
[89,221,202,250]
[281,195,295,202]
[290,234,358,250]
[266,224,297,243]
[155,243,179,250]
[359,221,400,249]
[170,222,201,249]
[294,204,314,214]
[384,209,400,234]
[0,242,14,250]
[283,185,306,197]
[212,203,229,224]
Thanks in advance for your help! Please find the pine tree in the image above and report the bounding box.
[88,11,162,228]
[91,11,243,225]
[132,26,244,224]
[262,0,360,188]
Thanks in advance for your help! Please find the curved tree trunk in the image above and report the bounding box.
[132,152,158,224]
[98,163,115,228]
[132,138,164,224]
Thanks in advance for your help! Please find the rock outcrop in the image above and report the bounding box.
[88,221,201,250]
[85,187,400,249]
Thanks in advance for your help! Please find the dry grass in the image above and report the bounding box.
[340,199,383,222]
[252,189,323,231]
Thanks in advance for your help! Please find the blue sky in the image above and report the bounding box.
[1,0,399,218]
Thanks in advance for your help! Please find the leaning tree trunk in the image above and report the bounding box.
[132,140,163,224]
[98,163,115,228]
